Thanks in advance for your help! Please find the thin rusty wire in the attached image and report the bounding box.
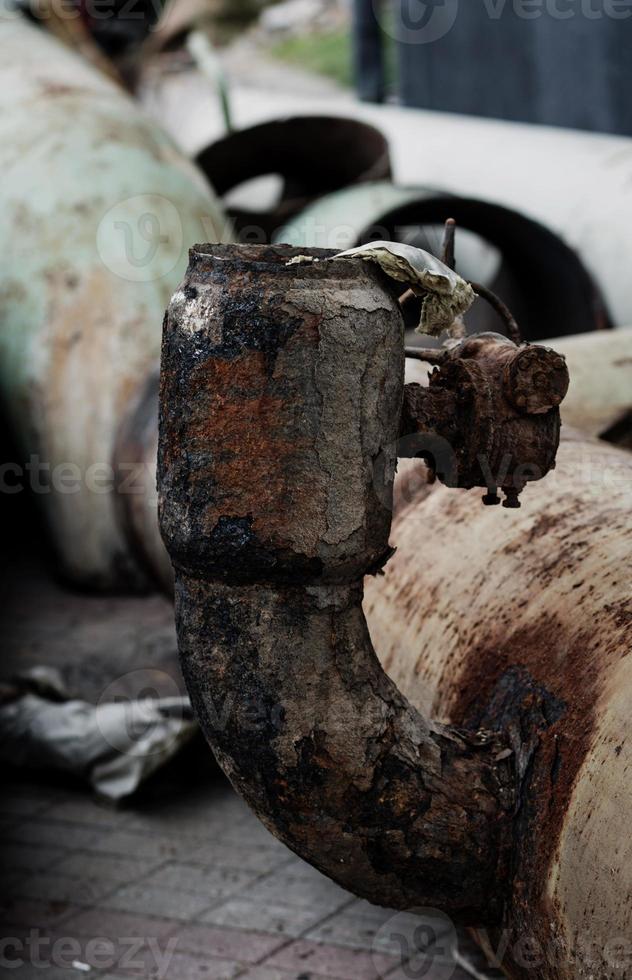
[467,280,523,346]
[399,217,525,348]
[404,347,446,365]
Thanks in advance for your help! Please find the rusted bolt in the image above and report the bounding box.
[504,344,570,415]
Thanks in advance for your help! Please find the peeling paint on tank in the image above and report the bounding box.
[364,433,632,980]
[0,13,230,589]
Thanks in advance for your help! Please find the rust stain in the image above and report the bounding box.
[177,351,325,551]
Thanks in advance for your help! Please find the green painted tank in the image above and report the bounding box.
[0,12,231,590]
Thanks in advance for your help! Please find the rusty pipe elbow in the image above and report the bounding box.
[158,244,515,923]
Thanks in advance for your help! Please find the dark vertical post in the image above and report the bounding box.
[352,0,385,103]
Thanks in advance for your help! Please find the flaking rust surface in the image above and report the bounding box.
[159,244,518,928]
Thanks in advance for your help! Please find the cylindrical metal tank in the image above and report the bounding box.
[364,430,632,980]
[0,12,230,590]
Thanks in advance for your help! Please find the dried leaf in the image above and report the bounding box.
[287,242,475,337]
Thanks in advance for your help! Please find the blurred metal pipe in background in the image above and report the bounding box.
[0,12,230,591]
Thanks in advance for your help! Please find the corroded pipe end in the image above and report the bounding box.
[158,243,405,585]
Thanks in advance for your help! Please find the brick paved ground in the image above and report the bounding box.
[0,769,503,980]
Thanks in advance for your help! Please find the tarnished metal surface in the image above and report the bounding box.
[158,243,527,924]
[0,13,230,589]
[157,244,585,941]
[400,333,568,507]
[406,329,632,446]
[365,432,632,979]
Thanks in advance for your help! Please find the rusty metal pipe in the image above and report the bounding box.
[158,244,569,923]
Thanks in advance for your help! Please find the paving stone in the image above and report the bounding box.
[200,897,328,938]
[0,897,81,929]
[124,789,250,839]
[304,914,383,952]
[239,966,344,980]
[176,923,286,963]
[101,883,214,921]
[245,871,352,912]
[0,778,499,980]
[4,819,103,851]
[306,909,450,956]
[237,969,344,980]
[142,861,258,899]
[386,966,473,980]
[276,857,342,882]
[0,842,68,873]
[111,949,244,979]
[62,907,178,942]
[45,798,131,829]
[0,928,34,965]
[218,815,286,850]
[44,932,180,974]
[49,849,163,883]
[11,871,119,906]
[161,950,244,980]
[2,967,94,980]
[342,900,395,924]
[173,840,290,875]
[101,960,242,980]
[40,932,127,971]
[264,939,399,979]
[66,937,181,977]
[91,830,180,862]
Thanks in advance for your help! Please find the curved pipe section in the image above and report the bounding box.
[158,244,515,924]
[176,578,512,921]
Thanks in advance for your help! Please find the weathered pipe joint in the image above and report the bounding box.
[400,333,569,507]
[158,244,564,924]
